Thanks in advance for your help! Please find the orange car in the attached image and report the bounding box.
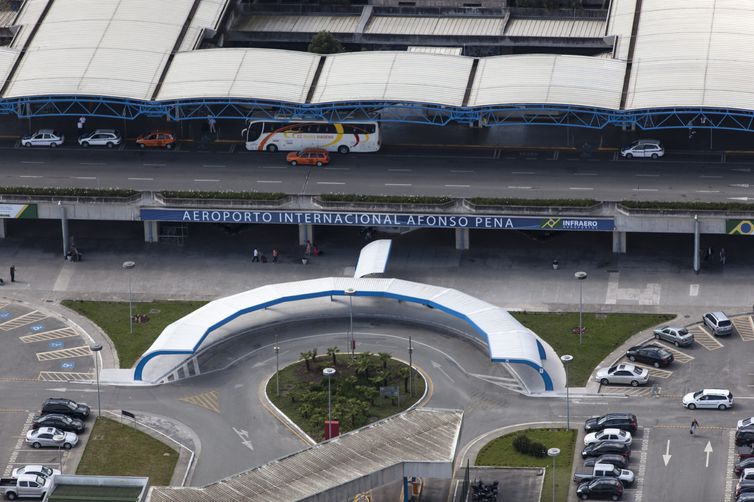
[286,148,330,167]
[136,131,176,149]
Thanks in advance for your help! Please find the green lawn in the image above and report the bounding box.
[62,300,206,368]
[76,417,178,485]
[476,428,576,502]
[512,312,674,386]
[267,353,425,441]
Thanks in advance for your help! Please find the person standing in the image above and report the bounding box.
[9,265,14,282]
[720,248,727,265]
[690,418,699,435]
[77,116,86,130]
[252,248,260,262]
[272,248,278,263]
[305,240,312,256]
[208,116,217,134]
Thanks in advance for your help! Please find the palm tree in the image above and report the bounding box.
[298,403,314,419]
[398,366,410,392]
[357,385,379,406]
[327,346,340,366]
[300,351,313,372]
[354,353,372,379]
[377,352,392,369]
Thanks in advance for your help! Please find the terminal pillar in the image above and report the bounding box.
[60,204,69,259]
[299,224,313,246]
[144,220,159,243]
[0,218,6,238]
[612,231,626,254]
[693,215,700,274]
[455,228,469,250]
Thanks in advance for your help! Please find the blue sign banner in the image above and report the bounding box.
[141,208,614,232]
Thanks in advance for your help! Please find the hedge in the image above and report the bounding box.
[161,191,286,201]
[469,197,597,207]
[621,200,754,211]
[0,187,138,197]
[512,433,547,458]
[319,194,452,204]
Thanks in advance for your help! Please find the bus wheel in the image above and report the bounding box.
[338,145,350,154]
[266,144,278,153]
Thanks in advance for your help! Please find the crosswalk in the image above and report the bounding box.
[37,371,95,382]
[0,310,47,331]
[687,324,724,351]
[20,327,79,343]
[36,345,91,361]
[179,390,221,414]
[733,316,754,342]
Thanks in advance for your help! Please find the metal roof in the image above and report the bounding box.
[365,15,504,36]
[179,0,229,52]
[504,18,605,38]
[157,48,319,102]
[0,48,18,85]
[407,46,463,55]
[606,0,637,60]
[240,14,360,34]
[469,54,626,109]
[149,408,462,502]
[9,0,47,49]
[353,239,392,278]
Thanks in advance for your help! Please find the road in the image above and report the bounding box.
[2,143,754,202]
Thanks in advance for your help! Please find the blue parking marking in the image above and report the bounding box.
[0,311,10,319]
[48,341,64,349]
[31,324,44,332]
[60,361,75,370]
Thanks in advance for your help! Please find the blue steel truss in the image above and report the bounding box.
[4,95,754,132]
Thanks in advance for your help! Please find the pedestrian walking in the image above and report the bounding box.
[207,116,216,134]
[690,418,699,435]
[304,240,312,256]
[9,265,15,282]
[77,116,86,130]
[705,247,713,261]
[720,248,727,265]
[252,248,260,262]
[272,248,278,263]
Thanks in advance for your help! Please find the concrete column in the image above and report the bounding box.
[144,220,159,243]
[612,231,626,254]
[455,228,469,250]
[693,215,700,274]
[0,218,6,238]
[298,224,313,246]
[60,204,69,258]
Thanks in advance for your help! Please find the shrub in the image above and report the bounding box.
[620,200,754,211]
[319,194,451,204]
[0,187,137,197]
[469,197,597,207]
[161,191,286,201]
[512,433,546,457]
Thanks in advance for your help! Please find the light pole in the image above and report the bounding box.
[274,334,280,397]
[323,367,336,439]
[345,288,356,358]
[408,336,414,397]
[575,271,587,344]
[122,261,136,334]
[91,343,103,419]
[547,447,560,502]
[561,354,573,429]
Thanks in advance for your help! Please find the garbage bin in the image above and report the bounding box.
[552,259,559,270]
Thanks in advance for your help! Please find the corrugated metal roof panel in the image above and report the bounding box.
[367,16,503,36]
[242,15,359,33]
[178,0,229,52]
[505,18,604,38]
[606,0,636,60]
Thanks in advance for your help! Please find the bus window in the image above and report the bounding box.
[246,122,263,142]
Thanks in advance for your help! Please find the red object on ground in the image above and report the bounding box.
[324,420,340,440]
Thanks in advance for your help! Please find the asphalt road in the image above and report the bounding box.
[2,142,754,202]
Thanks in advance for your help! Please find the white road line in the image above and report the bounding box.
[636,173,660,177]
[20,161,44,164]
[699,175,722,178]
[18,175,42,178]
[261,166,286,169]
[633,188,659,192]
[324,167,350,171]
[445,184,470,188]
[450,169,474,173]
[384,183,412,187]
[569,187,594,190]
[317,181,346,185]
[142,163,165,167]
[79,162,106,166]
[635,427,649,502]
[256,180,282,184]
[511,171,536,175]
[202,164,225,168]
[73,176,96,180]
[388,168,412,172]
[507,186,532,189]
[128,177,153,181]
[696,190,720,193]
[689,284,699,296]
[573,172,598,176]
[725,430,736,501]
[193,178,220,182]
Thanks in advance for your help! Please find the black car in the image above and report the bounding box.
[738,492,754,502]
[735,457,754,476]
[581,441,631,459]
[32,414,85,433]
[737,427,754,447]
[576,477,624,500]
[41,398,90,420]
[584,413,638,433]
[625,344,673,368]
[583,454,629,470]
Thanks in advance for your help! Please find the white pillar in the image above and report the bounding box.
[0,218,6,238]
[143,220,159,243]
[693,215,700,274]
[455,228,469,250]
[60,204,69,258]
[612,231,626,254]
[298,224,313,246]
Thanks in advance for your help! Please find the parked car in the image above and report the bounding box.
[41,398,90,420]
[0,474,51,500]
[10,465,61,479]
[595,364,649,387]
[78,129,122,148]
[584,454,629,470]
[573,462,635,486]
[136,131,176,149]
[286,148,330,167]
[576,477,624,500]
[32,414,85,433]
[584,429,632,447]
[739,418,754,430]
[620,139,664,159]
[682,388,733,410]
[653,326,694,347]
[25,427,78,449]
[582,441,631,459]
[21,129,64,148]
[736,426,754,446]
[703,311,733,336]
[626,344,673,368]
[584,413,638,433]
[738,468,754,497]
[738,491,754,502]
[736,457,754,476]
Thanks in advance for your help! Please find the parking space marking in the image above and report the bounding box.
[733,316,754,342]
[0,310,47,331]
[19,327,78,343]
[179,390,220,414]
[653,342,694,363]
[38,371,95,382]
[36,345,92,361]
[634,427,649,502]
[726,429,736,501]
[598,386,653,397]
[688,325,724,350]
[4,412,35,477]
[630,364,672,379]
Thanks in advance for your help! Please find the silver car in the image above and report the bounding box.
[78,129,122,148]
[703,311,733,336]
[21,129,64,148]
[26,427,78,449]
[620,139,664,159]
[595,363,649,387]
[11,465,61,478]
[653,326,694,347]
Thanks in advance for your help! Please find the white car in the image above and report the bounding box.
[620,139,664,159]
[739,417,754,430]
[26,427,78,449]
[78,129,122,148]
[682,388,733,410]
[21,129,64,148]
[595,363,649,387]
[11,464,61,478]
[584,428,633,447]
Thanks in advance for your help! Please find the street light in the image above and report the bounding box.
[561,354,573,430]
[274,334,280,397]
[345,288,356,358]
[323,367,336,439]
[408,336,414,397]
[91,343,103,419]
[122,261,136,334]
[574,271,587,345]
[547,447,560,502]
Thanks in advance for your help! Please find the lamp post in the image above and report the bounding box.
[91,343,103,419]
[408,336,414,397]
[547,447,560,502]
[575,271,587,344]
[274,334,280,397]
[345,288,356,358]
[122,261,136,334]
[561,354,573,429]
[323,367,336,439]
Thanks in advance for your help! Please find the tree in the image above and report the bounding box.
[327,346,340,366]
[298,403,314,419]
[398,366,410,392]
[377,352,392,369]
[300,351,313,372]
[353,353,372,379]
[308,31,344,54]
[358,385,379,406]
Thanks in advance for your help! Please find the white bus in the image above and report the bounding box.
[242,120,381,154]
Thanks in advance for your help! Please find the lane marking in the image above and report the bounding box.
[633,188,659,192]
[689,284,699,296]
[573,172,598,176]
[635,427,649,502]
[324,167,349,171]
[193,178,220,182]
[388,168,412,172]
[142,163,165,167]
[445,184,470,188]
[695,190,720,193]
[260,166,286,169]
[450,169,474,173]
[385,183,411,187]
[256,180,282,184]
[19,175,42,178]
[20,161,44,164]
[202,164,226,168]
[507,186,532,189]
[79,162,106,166]
[699,175,722,178]
[317,181,346,185]
[635,173,659,177]
[568,187,594,190]
[128,177,153,181]
[511,171,536,175]
[73,176,96,180]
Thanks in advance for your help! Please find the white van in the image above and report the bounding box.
[682,388,733,410]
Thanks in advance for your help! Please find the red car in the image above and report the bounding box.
[286,148,329,167]
[136,131,176,149]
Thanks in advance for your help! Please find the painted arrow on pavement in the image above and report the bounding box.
[662,439,671,466]
[704,441,713,468]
